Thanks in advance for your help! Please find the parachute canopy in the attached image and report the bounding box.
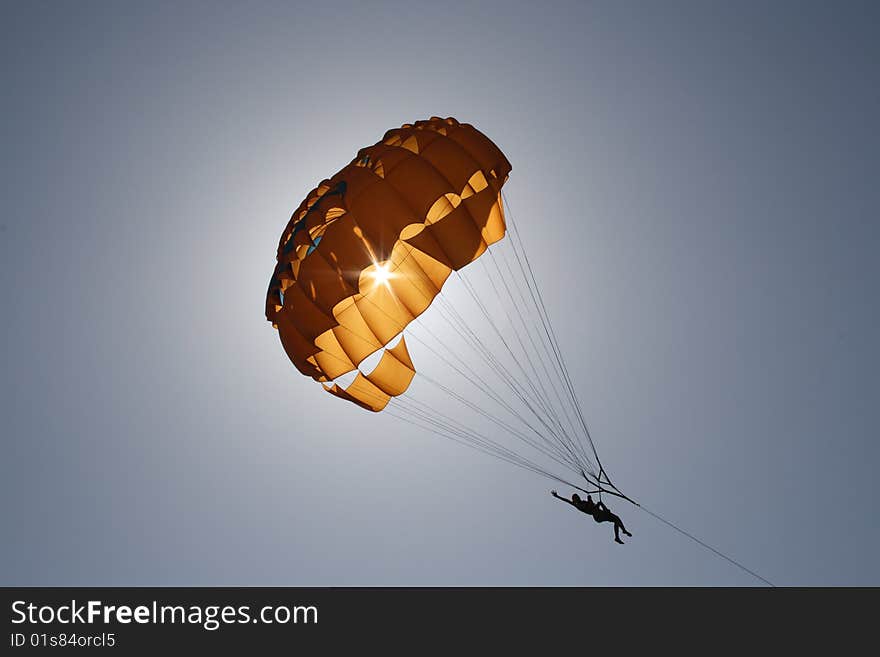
[266,117,511,411]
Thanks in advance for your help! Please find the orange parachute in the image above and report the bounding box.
[266,117,511,411]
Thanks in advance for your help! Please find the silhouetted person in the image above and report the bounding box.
[551,490,633,544]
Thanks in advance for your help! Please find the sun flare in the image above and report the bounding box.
[371,262,393,288]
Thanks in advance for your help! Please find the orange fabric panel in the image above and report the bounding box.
[364,336,416,397]
[418,135,483,192]
[325,374,391,412]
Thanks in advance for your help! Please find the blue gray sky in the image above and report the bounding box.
[2,1,878,585]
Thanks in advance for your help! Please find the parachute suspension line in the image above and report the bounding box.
[412,373,580,475]
[465,239,600,484]
[432,290,560,436]
[637,504,776,587]
[432,268,568,437]
[457,267,571,442]
[354,290,582,470]
[378,264,584,471]
[308,291,548,464]
[423,296,565,447]
[386,407,542,477]
[450,271,589,473]
[304,339,562,477]
[458,264,563,426]
[502,197,597,458]
[425,291,584,470]
[501,191,627,497]
[484,247,583,441]
[407,318,581,470]
[378,249,571,457]
[479,249,594,471]
[384,402,611,498]
[367,262,604,492]
[385,398,555,476]
[391,396,580,479]
[389,389,618,498]
[398,397,574,474]
[317,349,573,479]
[488,245,592,468]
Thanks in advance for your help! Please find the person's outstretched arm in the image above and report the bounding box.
[551,490,574,506]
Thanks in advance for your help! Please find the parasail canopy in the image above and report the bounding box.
[266,117,511,411]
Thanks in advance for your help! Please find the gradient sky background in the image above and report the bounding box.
[2,1,878,586]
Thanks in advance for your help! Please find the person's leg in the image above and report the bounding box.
[609,513,630,541]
